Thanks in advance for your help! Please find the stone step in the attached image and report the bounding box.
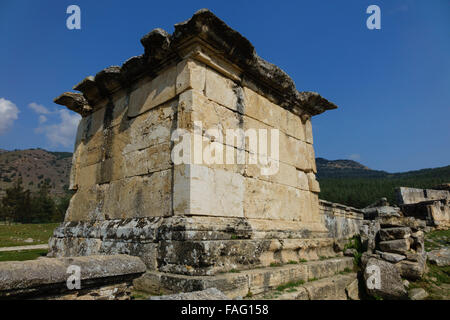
[134,256,355,298]
[256,273,359,300]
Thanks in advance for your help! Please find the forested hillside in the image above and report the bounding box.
[317,159,450,208]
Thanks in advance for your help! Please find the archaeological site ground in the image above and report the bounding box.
[0,7,448,306]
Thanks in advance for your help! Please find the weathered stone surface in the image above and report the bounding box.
[150,288,229,300]
[378,216,426,230]
[128,67,177,118]
[345,278,360,300]
[344,249,357,257]
[379,227,412,241]
[379,239,410,255]
[360,220,380,252]
[303,273,356,300]
[135,257,354,298]
[0,255,146,298]
[174,164,244,218]
[50,282,132,300]
[396,260,426,280]
[176,59,206,94]
[408,288,428,300]
[364,258,407,300]
[427,248,450,267]
[363,206,402,219]
[307,172,320,193]
[397,187,450,205]
[49,9,341,291]
[377,251,406,263]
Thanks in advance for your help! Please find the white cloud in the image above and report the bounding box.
[0,98,20,134]
[38,115,47,124]
[36,109,81,148]
[28,102,51,114]
[349,153,361,161]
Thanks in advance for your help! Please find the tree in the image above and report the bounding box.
[30,181,56,223]
[0,178,31,223]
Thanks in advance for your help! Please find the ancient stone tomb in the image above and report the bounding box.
[49,10,339,278]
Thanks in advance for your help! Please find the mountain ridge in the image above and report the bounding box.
[0,148,72,198]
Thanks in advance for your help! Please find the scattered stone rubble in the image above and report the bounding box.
[359,197,442,300]
[397,186,450,228]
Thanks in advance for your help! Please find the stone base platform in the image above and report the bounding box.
[48,217,340,276]
[133,256,354,298]
[256,272,359,300]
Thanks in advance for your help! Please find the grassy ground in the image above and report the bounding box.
[0,249,48,262]
[425,229,450,252]
[408,229,450,299]
[0,223,59,247]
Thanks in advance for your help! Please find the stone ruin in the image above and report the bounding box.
[397,186,450,228]
[0,9,397,300]
[42,9,365,295]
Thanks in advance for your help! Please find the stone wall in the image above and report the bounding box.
[320,200,364,243]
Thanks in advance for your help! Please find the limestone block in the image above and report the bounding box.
[244,160,297,189]
[286,109,306,141]
[125,142,172,177]
[86,107,105,138]
[244,177,309,221]
[69,141,82,190]
[243,87,305,141]
[128,66,177,118]
[176,59,206,94]
[102,170,172,219]
[379,227,412,241]
[173,164,244,218]
[101,142,173,182]
[279,134,310,171]
[204,67,238,112]
[121,105,175,155]
[297,170,309,191]
[309,192,321,223]
[77,162,100,188]
[306,143,317,173]
[178,90,241,146]
[379,239,410,255]
[79,131,104,168]
[304,118,313,144]
[307,172,320,193]
[243,87,281,128]
[109,91,129,128]
[65,185,108,222]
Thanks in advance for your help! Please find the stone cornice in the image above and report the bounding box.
[55,9,338,117]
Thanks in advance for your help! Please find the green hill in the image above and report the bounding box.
[317,159,450,208]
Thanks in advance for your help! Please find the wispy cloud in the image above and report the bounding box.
[349,153,361,161]
[38,115,48,124]
[0,98,20,134]
[35,109,81,148]
[28,102,51,114]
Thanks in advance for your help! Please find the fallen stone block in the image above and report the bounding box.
[364,258,407,300]
[379,239,410,255]
[379,227,411,241]
[377,251,406,263]
[408,288,428,300]
[0,255,146,299]
[396,260,425,280]
[427,248,450,267]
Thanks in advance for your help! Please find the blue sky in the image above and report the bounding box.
[0,0,448,172]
